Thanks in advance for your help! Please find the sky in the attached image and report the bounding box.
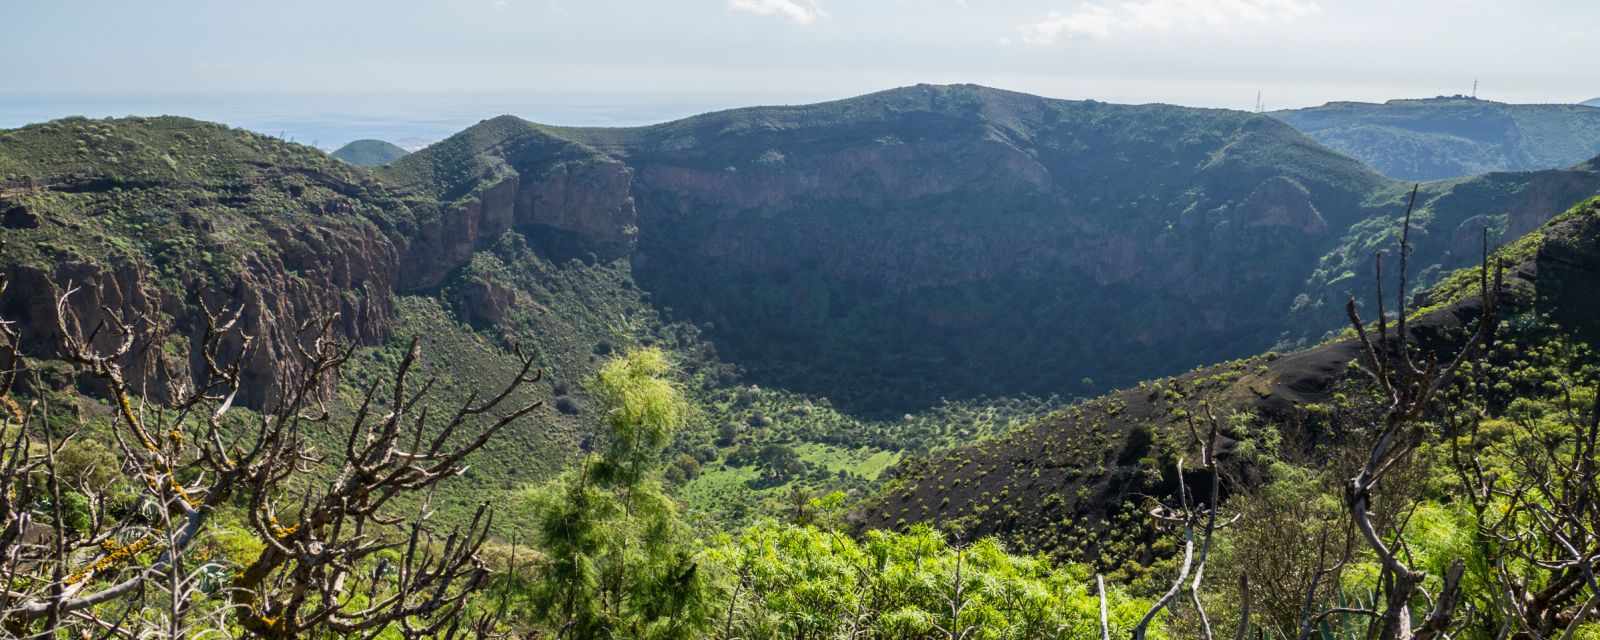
[3,0,1598,141]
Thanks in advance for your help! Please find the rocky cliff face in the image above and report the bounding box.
[1,230,396,407]
[0,118,406,407]
[382,123,640,288]
[0,115,648,410]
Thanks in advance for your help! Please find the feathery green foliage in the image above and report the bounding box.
[508,348,716,638]
[706,522,1161,640]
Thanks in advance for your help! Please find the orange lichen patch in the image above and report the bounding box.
[109,386,201,510]
[257,614,283,631]
[109,386,164,456]
[0,394,22,422]
[67,535,154,585]
[268,515,298,540]
[169,478,199,509]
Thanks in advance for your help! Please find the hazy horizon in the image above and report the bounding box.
[6,1,1597,115]
[4,83,1597,153]
[7,0,1598,150]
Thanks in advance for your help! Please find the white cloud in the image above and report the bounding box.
[728,0,827,25]
[1021,6,1115,43]
[1020,0,1321,44]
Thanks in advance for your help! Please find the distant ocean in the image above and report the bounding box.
[0,92,778,152]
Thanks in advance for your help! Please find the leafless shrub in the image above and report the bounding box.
[0,274,541,638]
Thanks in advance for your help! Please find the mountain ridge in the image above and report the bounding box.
[1273,97,1600,180]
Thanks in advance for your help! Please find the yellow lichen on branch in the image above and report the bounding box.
[66,535,154,585]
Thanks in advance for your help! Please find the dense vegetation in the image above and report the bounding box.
[1273,97,1600,180]
[332,138,410,166]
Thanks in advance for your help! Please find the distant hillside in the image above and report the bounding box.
[1273,97,1600,180]
[1585,98,1600,108]
[331,138,408,166]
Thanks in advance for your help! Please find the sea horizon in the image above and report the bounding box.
[0,90,800,151]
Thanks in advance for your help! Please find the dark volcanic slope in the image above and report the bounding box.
[858,197,1600,559]
[385,84,1600,416]
[1273,98,1600,181]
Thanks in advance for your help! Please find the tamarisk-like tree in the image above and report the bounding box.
[0,273,542,638]
[1443,317,1600,637]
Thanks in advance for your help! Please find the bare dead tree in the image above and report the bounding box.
[1129,404,1239,640]
[0,281,542,638]
[1235,573,1250,640]
[1292,528,1356,640]
[1338,184,1499,640]
[933,545,977,640]
[0,266,129,637]
[1098,574,1112,640]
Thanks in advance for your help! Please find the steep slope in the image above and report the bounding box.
[385,85,1600,417]
[0,116,663,527]
[387,85,1406,415]
[1284,156,1600,347]
[1273,97,1600,180]
[0,116,601,409]
[858,196,1600,561]
[331,138,409,166]
[0,116,413,406]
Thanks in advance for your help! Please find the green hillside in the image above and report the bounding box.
[330,138,409,166]
[1273,97,1600,180]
